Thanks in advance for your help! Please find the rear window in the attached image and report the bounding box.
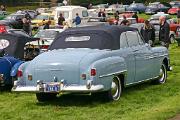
[65,36,90,42]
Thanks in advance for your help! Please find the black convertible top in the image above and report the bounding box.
[0,32,35,59]
[49,25,138,50]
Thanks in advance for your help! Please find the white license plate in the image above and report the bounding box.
[46,83,60,92]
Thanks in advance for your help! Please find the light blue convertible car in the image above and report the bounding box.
[12,26,171,102]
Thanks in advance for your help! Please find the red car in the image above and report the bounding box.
[168,6,180,15]
[168,19,180,32]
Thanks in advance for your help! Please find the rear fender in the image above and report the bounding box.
[90,56,127,91]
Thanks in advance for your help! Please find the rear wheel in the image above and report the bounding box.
[105,76,122,101]
[36,93,57,102]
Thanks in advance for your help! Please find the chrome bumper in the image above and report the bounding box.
[12,84,104,93]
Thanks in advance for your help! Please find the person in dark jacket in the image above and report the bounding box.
[98,9,106,22]
[58,13,65,26]
[177,7,180,24]
[159,16,170,49]
[73,13,81,26]
[141,20,155,46]
[132,12,138,23]
[22,17,31,35]
[43,21,51,29]
[120,15,129,26]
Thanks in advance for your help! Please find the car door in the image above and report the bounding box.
[126,31,153,83]
[118,32,136,85]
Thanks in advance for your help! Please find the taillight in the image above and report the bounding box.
[0,25,7,33]
[91,68,96,76]
[17,70,23,77]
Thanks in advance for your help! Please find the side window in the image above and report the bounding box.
[82,10,88,17]
[120,32,128,48]
[126,31,139,47]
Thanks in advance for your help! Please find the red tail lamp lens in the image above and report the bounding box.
[17,70,23,77]
[0,26,7,33]
[91,68,96,76]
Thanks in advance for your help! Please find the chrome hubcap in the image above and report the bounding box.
[159,66,165,83]
[111,81,118,98]
[111,77,120,99]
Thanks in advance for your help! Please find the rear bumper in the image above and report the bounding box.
[12,84,104,93]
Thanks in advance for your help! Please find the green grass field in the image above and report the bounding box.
[0,45,180,120]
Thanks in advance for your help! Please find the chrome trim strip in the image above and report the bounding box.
[145,54,168,60]
[99,70,127,78]
[126,76,159,86]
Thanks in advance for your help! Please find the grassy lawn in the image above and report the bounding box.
[0,44,180,120]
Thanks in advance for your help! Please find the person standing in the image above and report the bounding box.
[141,20,155,46]
[120,15,129,26]
[58,13,65,27]
[114,11,119,25]
[159,16,170,49]
[73,13,81,26]
[22,17,31,35]
[98,9,106,17]
[177,6,180,24]
[43,21,51,29]
[132,12,138,23]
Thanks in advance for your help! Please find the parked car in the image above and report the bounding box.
[145,2,171,14]
[150,12,171,20]
[0,13,25,29]
[0,11,7,20]
[0,27,39,89]
[107,4,125,13]
[31,13,55,30]
[169,1,180,6]
[28,29,64,51]
[168,5,180,15]
[21,10,38,19]
[12,25,171,102]
[126,3,146,13]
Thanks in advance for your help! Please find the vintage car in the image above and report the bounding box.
[28,29,64,51]
[0,27,39,89]
[145,2,171,14]
[12,25,171,102]
[0,13,25,29]
[126,3,146,13]
[0,11,7,20]
[31,13,55,30]
[168,5,180,15]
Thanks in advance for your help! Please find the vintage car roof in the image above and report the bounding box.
[0,33,35,59]
[49,25,138,50]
